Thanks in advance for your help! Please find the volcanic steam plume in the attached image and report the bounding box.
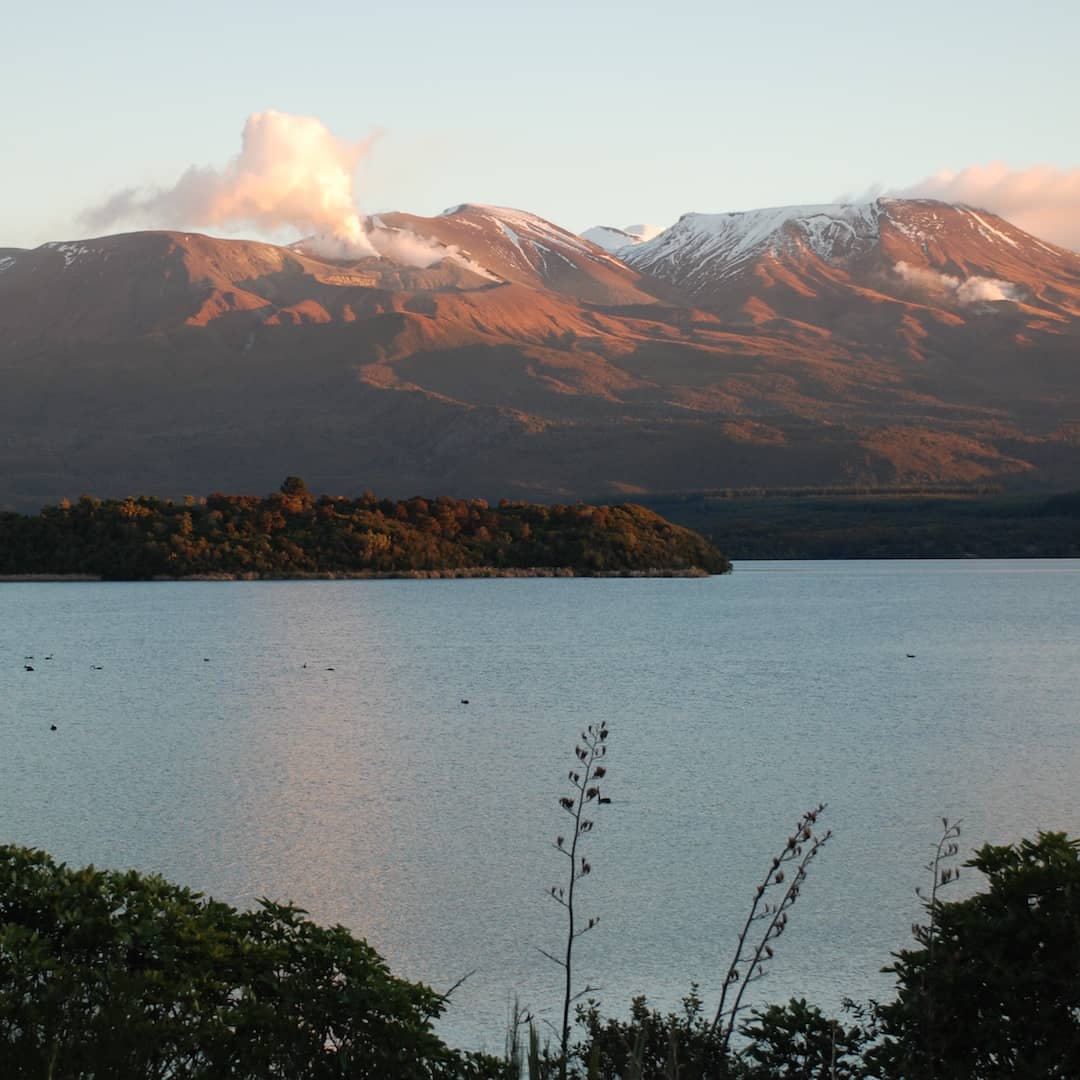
[83,110,444,264]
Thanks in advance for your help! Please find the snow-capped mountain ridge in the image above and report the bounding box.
[616,197,1080,310]
[624,200,886,288]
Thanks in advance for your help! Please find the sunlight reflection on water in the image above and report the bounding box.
[1,562,1079,1053]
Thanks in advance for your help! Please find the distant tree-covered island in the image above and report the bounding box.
[0,478,730,580]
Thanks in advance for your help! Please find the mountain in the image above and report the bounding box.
[1,200,1079,511]
[617,198,1080,469]
[369,204,665,305]
[622,198,1079,314]
[579,223,666,254]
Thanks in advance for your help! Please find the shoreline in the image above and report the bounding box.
[0,567,713,583]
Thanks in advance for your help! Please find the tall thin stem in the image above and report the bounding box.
[918,818,961,1080]
[712,804,831,1053]
[543,721,609,1074]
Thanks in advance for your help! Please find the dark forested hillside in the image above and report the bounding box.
[644,488,1080,559]
[0,479,729,579]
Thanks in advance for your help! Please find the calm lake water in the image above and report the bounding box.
[2,561,1079,1052]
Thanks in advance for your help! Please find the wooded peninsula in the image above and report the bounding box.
[0,479,730,580]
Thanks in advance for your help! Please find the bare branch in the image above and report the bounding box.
[543,719,612,1073]
[713,804,831,1054]
[439,968,476,1001]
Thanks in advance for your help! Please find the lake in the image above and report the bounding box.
[2,561,1079,1053]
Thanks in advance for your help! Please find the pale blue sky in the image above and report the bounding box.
[5,0,1077,248]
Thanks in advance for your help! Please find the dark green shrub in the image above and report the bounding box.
[738,998,867,1079]
[572,988,734,1080]
[869,832,1080,1079]
[0,845,506,1079]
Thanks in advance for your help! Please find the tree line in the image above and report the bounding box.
[643,490,1080,560]
[0,478,730,579]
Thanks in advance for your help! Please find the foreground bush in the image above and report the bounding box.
[868,832,1080,1079]
[552,832,1080,1078]
[0,845,505,1079]
[6,832,1080,1078]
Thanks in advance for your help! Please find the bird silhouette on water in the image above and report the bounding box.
[24,665,34,672]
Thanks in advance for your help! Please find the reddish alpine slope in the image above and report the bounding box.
[0,200,1078,510]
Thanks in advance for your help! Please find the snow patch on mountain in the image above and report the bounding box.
[43,242,105,268]
[494,219,527,263]
[443,204,626,261]
[963,208,1019,249]
[437,202,630,280]
[1030,238,1065,258]
[443,204,585,248]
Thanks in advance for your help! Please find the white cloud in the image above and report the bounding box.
[894,261,1021,305]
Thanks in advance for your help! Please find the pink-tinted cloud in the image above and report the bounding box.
[84,110,379,257]
[80,110,488,269]
[900,163,1080,252]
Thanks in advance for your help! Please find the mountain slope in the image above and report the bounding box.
[1,201,1079,511]
[624,198,1080,318]
[375,204,664,304]
[620,198,1080,409]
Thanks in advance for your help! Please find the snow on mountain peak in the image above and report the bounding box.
[624,200,886,286]
[611,197,1074,312]
[580,223,666,254]
[438,203,625,271]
